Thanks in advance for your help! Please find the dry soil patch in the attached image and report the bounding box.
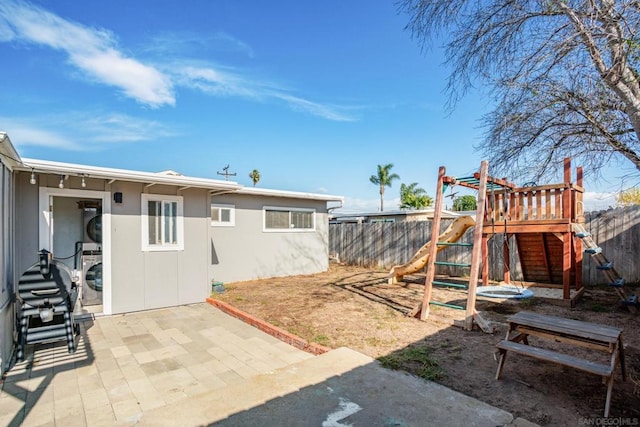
[213,263,640,426]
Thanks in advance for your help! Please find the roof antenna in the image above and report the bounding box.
[217,164,237,181]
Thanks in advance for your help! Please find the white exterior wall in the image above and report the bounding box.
[208,194,329,283]
[109,183,209,314]
[15,174,40,280]
[0,157,14,374]
[14,173,333,316]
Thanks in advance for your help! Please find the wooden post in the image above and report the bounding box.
[563,232,572,300]
[545,190,551,219]
[465,161,488,331]
[576,166,584,219]
[486,191,494,222]
[563,157,572,181]
[496,192,503,221]
[575,165,584,291]
[562,158,572,220]
[503,234,511,284]
[481,234,489,286]
[573,234,583,292]
[561,158,573,300]
[419,166,446,321]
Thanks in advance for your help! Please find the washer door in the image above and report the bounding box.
[86,215,102,244]
[85,262,103,292]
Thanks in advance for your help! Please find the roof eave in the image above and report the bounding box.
[18,158,242,191]
[0,132,23,169]
[236,187,344,202]
[15,158,342,202]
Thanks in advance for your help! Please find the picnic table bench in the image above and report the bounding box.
[495,311,626,417]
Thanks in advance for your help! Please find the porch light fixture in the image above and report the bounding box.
[81,175,86,188]
[58,176,64,189]
[30,169,36,185]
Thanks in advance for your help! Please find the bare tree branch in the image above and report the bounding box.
[400,0,640,180]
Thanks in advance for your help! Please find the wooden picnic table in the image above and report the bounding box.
[495,311,626,417]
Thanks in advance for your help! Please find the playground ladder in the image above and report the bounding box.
[433,258,473,291]
[572,223,638,311]
[409,161,493,333]
[427,243,473,291]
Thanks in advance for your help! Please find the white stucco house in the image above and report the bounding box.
[0,132,342,374]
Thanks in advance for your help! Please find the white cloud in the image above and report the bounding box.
[7,125,81,150]
[174,64,357,122]
[213,32,255,58]
[0,17,13,41]
[0,2,356,120]
[176,65,261,99]
[0,1,174,107]
[583,191,617,211]
[2,113,176,150]
[75,113,176,143]
[335,196,403,214]
[72,50,174,107]
[270,93,357,122]
[145,31,255,59]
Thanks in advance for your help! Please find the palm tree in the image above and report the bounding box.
[249,169,261,187]
[369,163,400,212]
[400,182,433,210]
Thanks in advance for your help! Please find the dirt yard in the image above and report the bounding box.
[212,263,640,426]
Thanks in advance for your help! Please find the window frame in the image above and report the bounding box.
[141,194,184,251]
[263,206,316,232]
[210,203,235,227]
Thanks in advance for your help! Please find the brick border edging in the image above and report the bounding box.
[206,298,330,356]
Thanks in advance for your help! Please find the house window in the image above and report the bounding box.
[211,203,235,226]
[141,194,184,251]
[264,207,315,232]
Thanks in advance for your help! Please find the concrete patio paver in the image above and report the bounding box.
[1,303,313,426]
[1,302,535,427]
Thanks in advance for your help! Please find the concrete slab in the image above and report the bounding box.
[2,303,534,426]
[139,347,517,427]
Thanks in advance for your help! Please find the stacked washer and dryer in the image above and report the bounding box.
[78,201,102,308]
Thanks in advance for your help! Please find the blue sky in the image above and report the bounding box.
[0,0,624,211]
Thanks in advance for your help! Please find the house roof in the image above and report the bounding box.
[331,208,460,220]
[20,158,242,191]
[237,186,343,202]
[0,132,22,169]
[17,157,344,203]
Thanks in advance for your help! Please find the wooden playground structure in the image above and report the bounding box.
[408,158,637,332]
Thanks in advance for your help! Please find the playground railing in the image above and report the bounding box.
[485,183,584,224]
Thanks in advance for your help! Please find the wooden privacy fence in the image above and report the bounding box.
[329,205,640,286]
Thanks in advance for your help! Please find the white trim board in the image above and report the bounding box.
[38,187,112,315]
